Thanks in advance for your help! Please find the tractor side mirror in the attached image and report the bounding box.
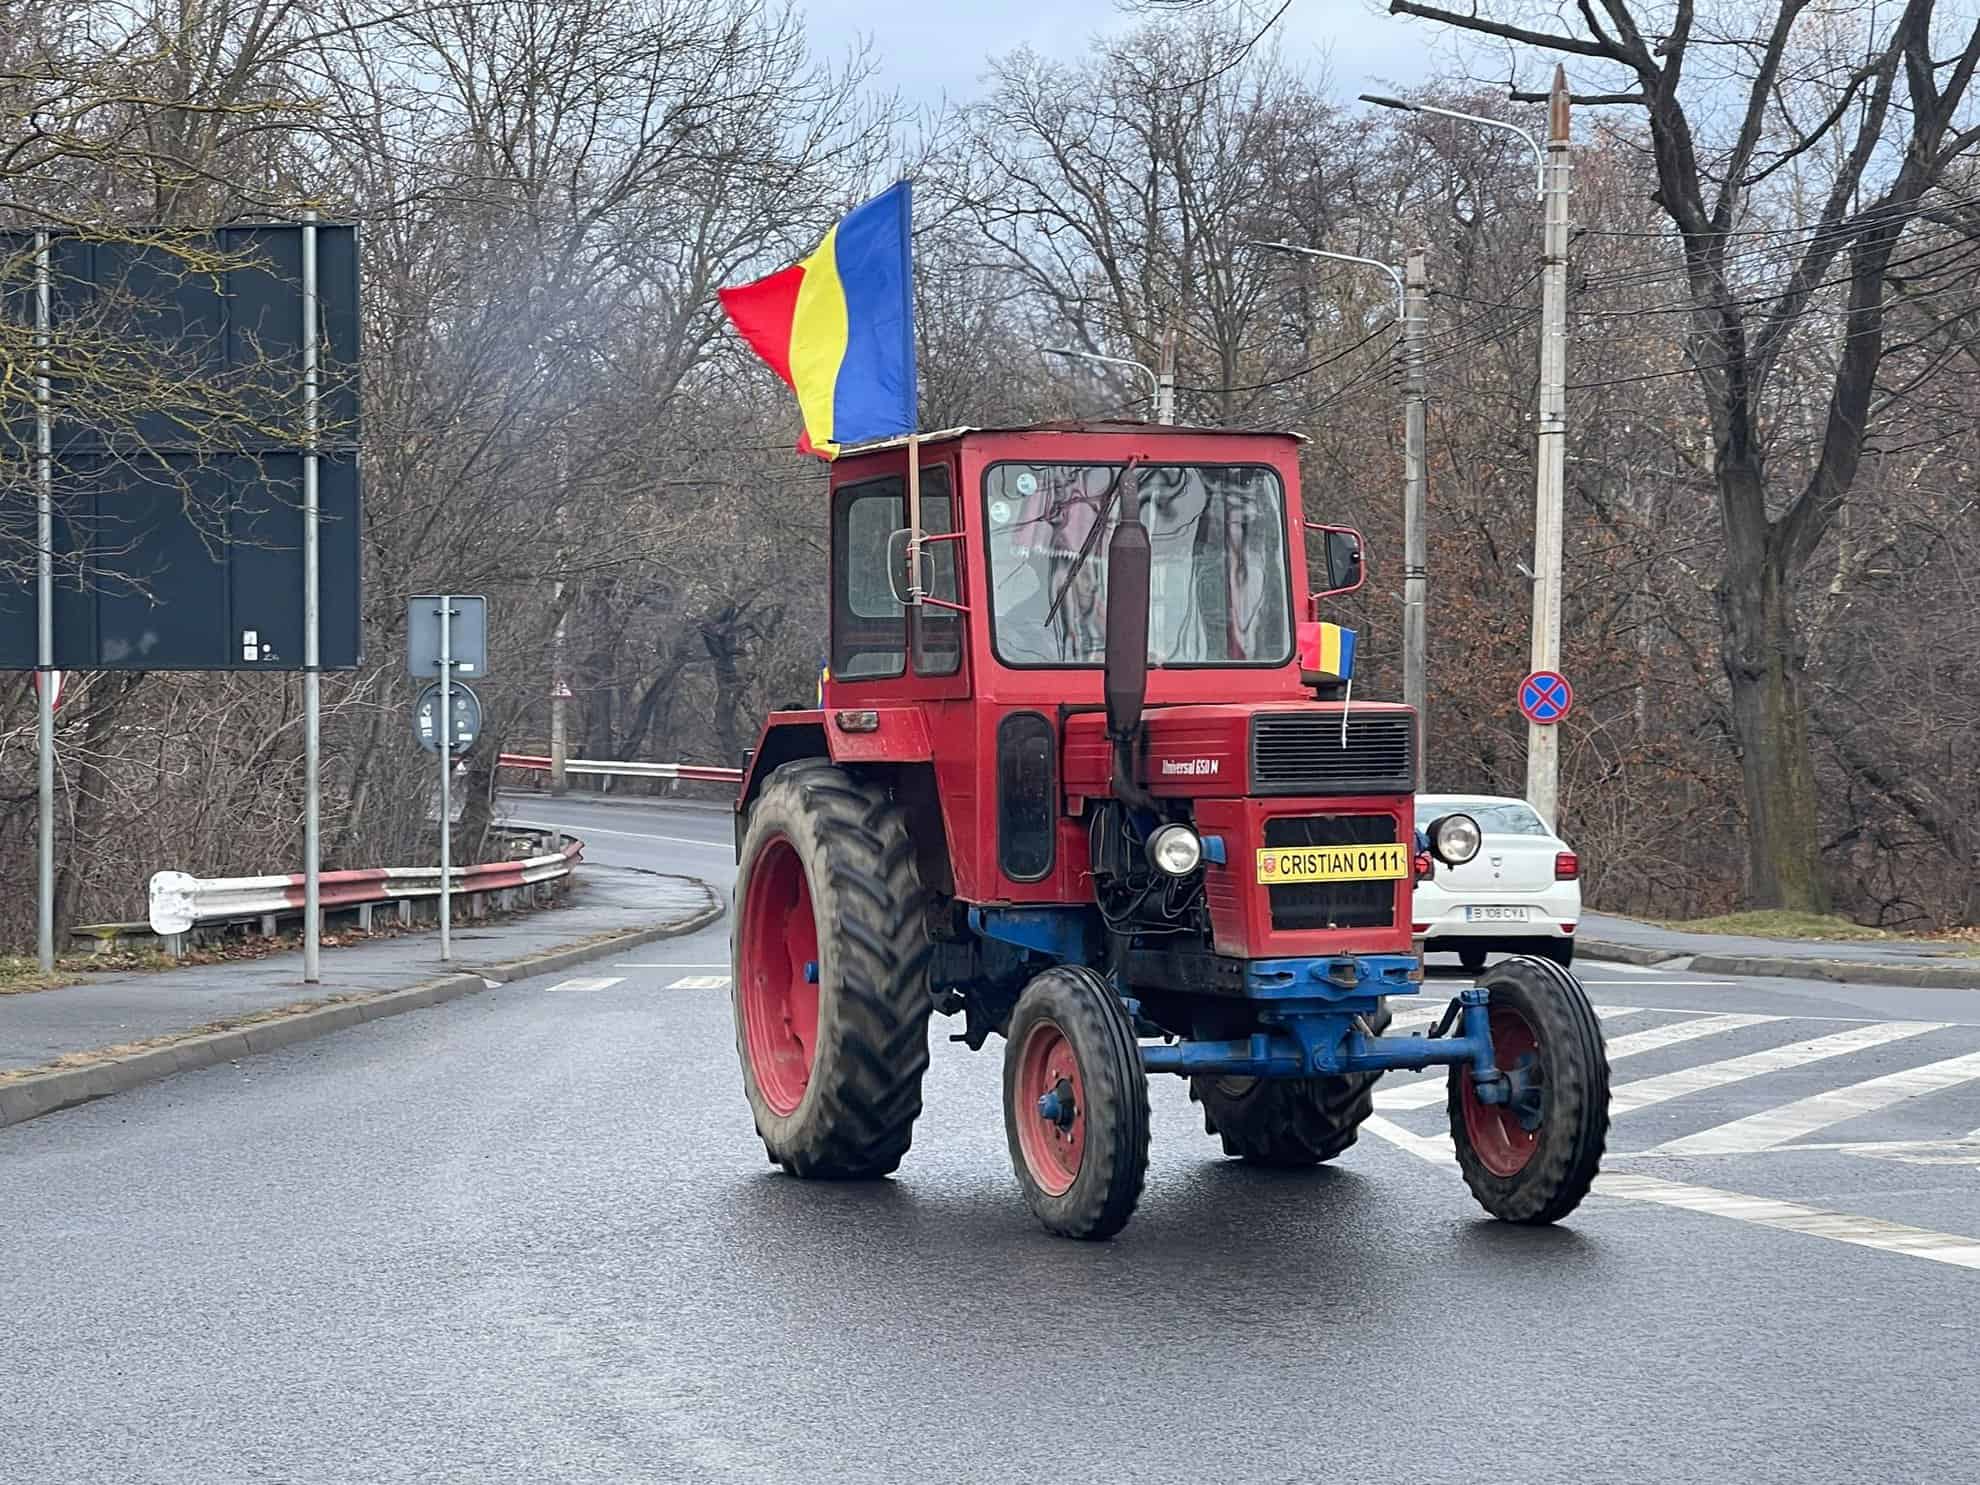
[1103,476,1151,742]
[1306,523,1365,599]
[885,528,930,608]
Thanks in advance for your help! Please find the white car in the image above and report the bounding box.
[1414,794,1580,970]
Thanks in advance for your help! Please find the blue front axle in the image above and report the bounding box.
[1133,953,1512,1105]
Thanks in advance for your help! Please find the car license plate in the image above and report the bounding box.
[1466,906,1530,923]
[1256,844,1408,884]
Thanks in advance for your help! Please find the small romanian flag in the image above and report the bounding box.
[1299,621,1357,681]
[718,181,917,459]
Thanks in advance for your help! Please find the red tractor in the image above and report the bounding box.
[730,423,1610,1239]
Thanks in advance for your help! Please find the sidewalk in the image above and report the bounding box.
[1579,911,1980,989]
[0,864,721,1125]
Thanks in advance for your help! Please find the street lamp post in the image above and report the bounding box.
[1364,73,1571,827]
[1043,345,1171,424]
[1250,239,1427,784]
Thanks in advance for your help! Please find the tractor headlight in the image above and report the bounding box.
[1427,812,1482,866]
[1146,823,1203,877]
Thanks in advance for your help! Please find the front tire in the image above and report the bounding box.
[1003,967,1150,1240]
[1189,1004,1393,1166]
[732,761,931,1178]
[1448,956,1608,1224]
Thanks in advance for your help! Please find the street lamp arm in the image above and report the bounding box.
[1361,94,1545,197]
[1041,345,1160,403]
[1247,240,1406,322]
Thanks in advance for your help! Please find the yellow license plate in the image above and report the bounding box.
[1256,843,1408,884]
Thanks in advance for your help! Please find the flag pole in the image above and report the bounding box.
[906,433,922,605]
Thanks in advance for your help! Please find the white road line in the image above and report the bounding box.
[1362,1118,1980,1271]
[667,974,730,990]
[613,962,731,969]
[1602,1012,1781,1058]
[543,976,625,993]
[1608,1020,1945,1116]
[1585,961,1671,975]
[1374,1006,1644,1110]
[1593,1173,1980,1270]
[1652,1047,1980,1155]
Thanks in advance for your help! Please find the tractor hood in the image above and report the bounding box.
[1060,701,1416,801]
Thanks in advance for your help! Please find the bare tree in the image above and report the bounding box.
[1387,0,1980,908]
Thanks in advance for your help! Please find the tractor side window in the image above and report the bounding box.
[914,466,961,676]
[833,482,907,679]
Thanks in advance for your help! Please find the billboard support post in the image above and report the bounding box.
[35,231,54,975]
[302,210,323,983]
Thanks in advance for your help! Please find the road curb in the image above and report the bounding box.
[0,885,726,1132]
[1577,935,1977,989]
[1687,952,1979,990]
[1576,937,1681,968]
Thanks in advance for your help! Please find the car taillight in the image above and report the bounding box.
[1555,851,1580,880]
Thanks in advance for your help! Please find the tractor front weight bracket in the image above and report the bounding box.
[1139,980,1506,1093]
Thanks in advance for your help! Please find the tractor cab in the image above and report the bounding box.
[730,422,1611,1241]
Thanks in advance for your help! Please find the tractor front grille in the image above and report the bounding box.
[1263,814,1399,932]
[1250,712,1415,795]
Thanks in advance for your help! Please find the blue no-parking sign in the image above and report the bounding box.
[1519,670,1573,724]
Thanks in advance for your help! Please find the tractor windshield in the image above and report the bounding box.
[983,463,1293,667]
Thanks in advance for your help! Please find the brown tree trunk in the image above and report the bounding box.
[1717,496,1828,913]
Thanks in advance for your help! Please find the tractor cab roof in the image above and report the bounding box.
[834,421,1310,461]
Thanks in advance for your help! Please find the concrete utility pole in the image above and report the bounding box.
[1156,323,1177,425]
[1247,238,1424,751]
[1525,68,1572,830]
[1402,250,1429,789]
[1360,81,1568,823]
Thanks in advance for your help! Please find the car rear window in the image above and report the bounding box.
[1416,801,1549,836]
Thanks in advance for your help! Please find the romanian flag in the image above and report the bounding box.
[718,182,917,459]
[1298,621,1357,681]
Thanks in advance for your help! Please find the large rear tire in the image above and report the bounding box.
[1448,955,1608,1223]
[1003,967,1150,1240]
[732,761,931,1178]
[1189,1004,1394,1167]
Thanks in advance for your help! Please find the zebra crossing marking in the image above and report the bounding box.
[1360,1117,1980,1272]
[1374,1007,1751,1111]
[1607,1020,1944,1116]
[543,976,625,993]
[1651,1047,1980,1156]
[668,974,730,990]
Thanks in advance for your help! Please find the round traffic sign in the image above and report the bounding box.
[1519,670,1573,725]
[414,681,483,755]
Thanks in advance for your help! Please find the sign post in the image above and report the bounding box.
[34,229,53,975]
[409,595,488,964]
[302,208,323,983]
[438,595,453,961]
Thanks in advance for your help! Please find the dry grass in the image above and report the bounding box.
[1659,911,1980,953]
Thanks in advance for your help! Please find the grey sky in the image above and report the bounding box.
[800,0,1456,110]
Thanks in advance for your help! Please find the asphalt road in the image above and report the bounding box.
[5,793,1977,1484]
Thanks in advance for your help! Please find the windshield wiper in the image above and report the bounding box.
[1042,456,1142,632]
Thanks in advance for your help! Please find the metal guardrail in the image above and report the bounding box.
[141,829,582,941]
[498,753,743,785]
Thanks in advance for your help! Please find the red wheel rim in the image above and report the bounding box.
[1461,1007,1542,1178]
[1014,1018,1085,1197]
[739,836,820,1117]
